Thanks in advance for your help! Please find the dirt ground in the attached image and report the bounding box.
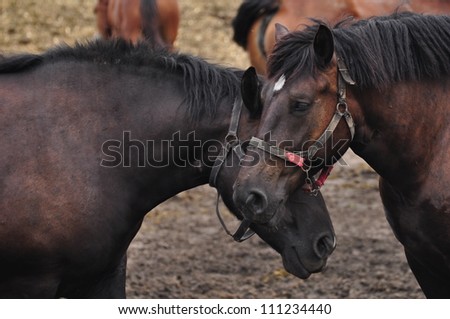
[0,0,423,298]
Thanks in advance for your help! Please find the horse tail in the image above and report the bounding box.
[232,0,280,49]
[140,0,165,48]
[94,0,111,38]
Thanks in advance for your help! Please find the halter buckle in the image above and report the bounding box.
[224,132,239,147]
[336,101,349,116]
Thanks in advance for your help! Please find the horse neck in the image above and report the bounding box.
[350,79,450,193]
[122,95,243,217]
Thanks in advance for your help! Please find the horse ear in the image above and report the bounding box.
[241,67,262,118]
[313,24,334,67]
[275,23,290,42]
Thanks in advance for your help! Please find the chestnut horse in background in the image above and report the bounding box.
[232,0,450,75]
[95,0,179,50]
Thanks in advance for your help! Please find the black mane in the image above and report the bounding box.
[0,40,241,121]
[267,12,450,89]
[232,0,279,49]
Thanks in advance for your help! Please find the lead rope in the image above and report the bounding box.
[214,193,255,242]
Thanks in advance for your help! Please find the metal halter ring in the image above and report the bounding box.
[336,101,349,116]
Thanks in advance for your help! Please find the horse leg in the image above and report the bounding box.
[156,0,179,50]
[0,274,61,298]
[405,249,450,298]
[61,254,128,298]
[94,0,112,38]
[86,254,128,298]
[119,0,143,44]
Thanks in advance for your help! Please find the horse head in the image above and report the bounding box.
[233,23,358,230]
[213,67,336,278]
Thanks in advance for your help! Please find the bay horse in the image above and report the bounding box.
[0,40,335,298]
[94,0,179,50]
[233,12,450,297]
[232,0,450,75]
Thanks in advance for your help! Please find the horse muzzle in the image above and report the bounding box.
[282,233,336,279]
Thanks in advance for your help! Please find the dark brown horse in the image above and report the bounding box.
[0,41,335,298]
[232,0,450,75]
[233,12,450,298]
[94,0,179,50]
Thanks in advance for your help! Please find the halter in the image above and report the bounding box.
[209,98,255,242]
[249,58,356,192]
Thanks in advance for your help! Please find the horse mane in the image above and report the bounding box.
[0,39,241,121]
[0,54,43,73]
[232,0,279,49]
[268,12,450,89]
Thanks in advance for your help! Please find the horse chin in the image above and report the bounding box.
[281,246,327,280]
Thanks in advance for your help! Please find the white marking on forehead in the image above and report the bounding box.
[273,74,286,92]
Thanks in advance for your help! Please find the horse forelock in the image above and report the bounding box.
[268,13,450,89]
[267,22,321,81]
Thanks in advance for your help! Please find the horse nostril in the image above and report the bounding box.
[245,189,268,217]
[314,235,336,259]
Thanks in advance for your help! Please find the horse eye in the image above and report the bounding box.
[292,101,311,113]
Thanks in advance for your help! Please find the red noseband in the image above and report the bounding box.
[284,150,305,167]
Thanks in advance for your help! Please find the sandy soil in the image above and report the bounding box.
[0,0,423,298]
